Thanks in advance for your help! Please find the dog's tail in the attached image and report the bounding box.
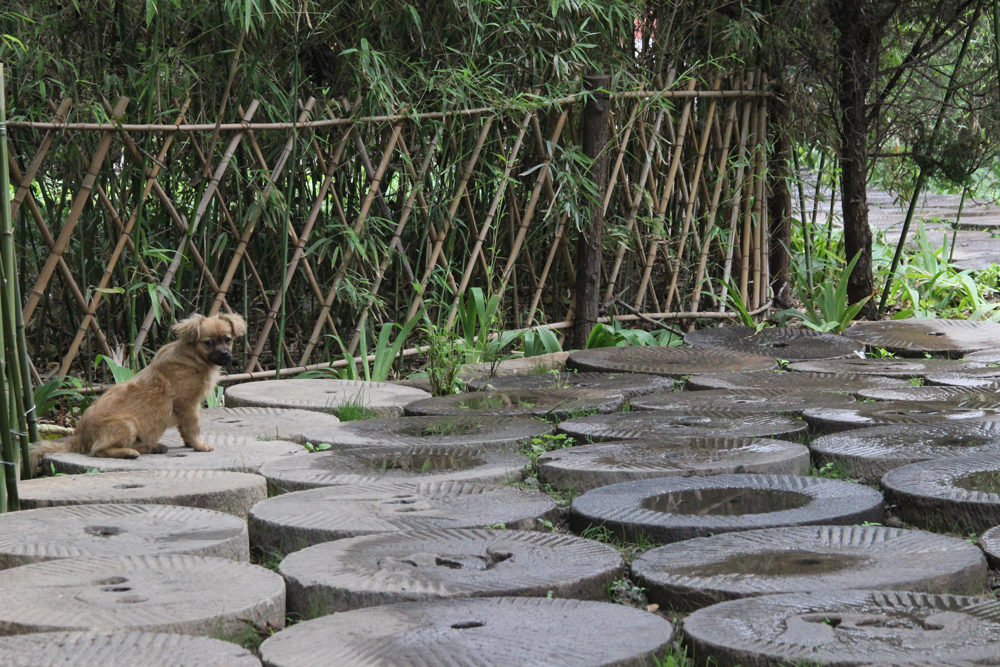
[29,436,76,472]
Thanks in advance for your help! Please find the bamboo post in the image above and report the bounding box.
[758,92,769,308]
[718,75,756,310]
[752,90,767,310]
[739,100,760,305]
[22,96,129,325]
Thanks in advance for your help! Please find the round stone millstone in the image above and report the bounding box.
[568,475,884,544]
[855,386,994,402]
[260,446,527,494]
[631,389,855,416]
[0,555,285,637]
[17,470,266,519]
[810,422,1000,483]
[538,438,811,493]
[165,407,341,444]
[258,597,673,667]
[467,371,675,396]
[926,367,1000,388]
[0,504,249,569]
[225,379,431,417]
[300,415,553,450]
[979,525,1000,568]
[279,528,625,616]
[402,388,624,419]
[684,326,865,362]
[682,589,1000,667]
[802,401,1000,434]
[566,346,777,377]
[557,411,808,443]
[787,358,987,378]
[249,481,559,555]
[843,319,1000,358]
[966,349,1000,363]
[0,631,261,667]
[882,453,1000,534]
[687,371,909,393]
[631,525,987,612]
[44,433,304,474]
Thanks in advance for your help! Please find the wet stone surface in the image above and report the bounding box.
[258,597,673,667]
[687,371,909,394]
[0,632,262,667]
[683,326,865,362]
[855,386,995,402]
[45,432,304,474]
[802,401,1000,434]
[0,555,285,637]
[300,415,553,450]
[278,528,625,615]
[683,590,1000,667]
[810,422,1000,483]
[882,453,1000,534]
[403,388,625,419]
[260,446,527,494]
[164,407,341,444]
[467,371,675,396]
[17,470,266,519]
[557,411,809,443]
[566,346,777,377]
[537,437,811,493]
[568,474,884,544]
[0,504,249,569]
[632,525,987,611]
[225,379,431,417]
[843,319,1000,358]
[249,481,559,555]
[926,367,1000,388]
[787,358,987,378]
[631,388,854,416]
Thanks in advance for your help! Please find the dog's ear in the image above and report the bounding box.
[219,313,247,337]
[173,314,205,343]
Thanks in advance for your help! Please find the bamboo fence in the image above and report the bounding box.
[6,74,773,384]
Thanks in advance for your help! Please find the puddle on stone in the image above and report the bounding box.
[674,549,866,577]
[452,394,543,410]
[366,452,485,472]
[954,470,1000,494]
[642,488,811,516]
[395,423,486,438]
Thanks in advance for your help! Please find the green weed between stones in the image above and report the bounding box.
[579,523,655,562]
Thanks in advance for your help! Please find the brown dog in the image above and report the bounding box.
[31,313,246,468]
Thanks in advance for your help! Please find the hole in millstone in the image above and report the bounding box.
[435,557,464,569]
[767,342,789,348]
[803,614,842,628]
[928,332,946,336]
[101,586,132,592]
[955,470,1000,494]
[372,453,483,473]
[384,499,416,505]
[398,423,484,438]
[643,488,811,516]
[169,454,188,458]
[84,526,122,538]
[451,621,485,630]
[113,484,144,490]
[677,550,864,577]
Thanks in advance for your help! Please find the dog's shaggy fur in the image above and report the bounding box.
[30,313,246,469]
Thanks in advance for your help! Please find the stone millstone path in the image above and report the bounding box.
[0,631,262,667]
[567,346,777,377]
[684,326,864,362]
[163,407,341,444]
[467,371,675,396]
[0,555,285,637]
[558,411,808,442]
[403,388,624,419]
[687,371,908,393]
[258,597,673,667]
[926,367,1000,389]
[631,388,855,416]
[631,525,987,612]
[856,386,992,402]
[683,590,1000,667]
[225,379,430,417]
[967,349,1000,363]
[18,470,266,519]
[980,526,1000,569]
[260,446,527,493]
[843,319,1000,358]
[300,415,553,450]
[45,433,304,474]
[249,481,559,555]
[788,358,987,378]
[537,438,810,492]
[810,422,1000,483]
[881,453,1000,534]
[802,401,1000,434]
[569,474,884,544]
[278,529,625,615]
[0,504,249,569]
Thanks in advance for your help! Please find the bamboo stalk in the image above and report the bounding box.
[10,99,73,218]
[757,92,769,307]
[739,100,760,304]
[752,90,767,310]
[718,74,756,310]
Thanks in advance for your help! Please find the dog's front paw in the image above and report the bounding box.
[151,444,169,454]
[188,440,214,452]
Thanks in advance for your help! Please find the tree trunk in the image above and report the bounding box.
[832,0,881,320]
[571,74,611,350]
[767,79,793,308]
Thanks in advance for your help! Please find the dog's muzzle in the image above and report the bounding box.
[208,350,234,366]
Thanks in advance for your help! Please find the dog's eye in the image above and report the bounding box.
[203,340,213,346]
[224,337,232,344]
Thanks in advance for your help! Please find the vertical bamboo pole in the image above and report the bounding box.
[740,101,760,304]
[752,89,767,310]
[757,92,769,308]
[719,75,756,310]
